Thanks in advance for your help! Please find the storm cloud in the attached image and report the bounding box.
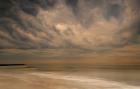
[0,0,140,49]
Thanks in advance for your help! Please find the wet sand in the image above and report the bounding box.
[0,68,140,89]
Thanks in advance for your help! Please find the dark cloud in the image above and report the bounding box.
[130,0,140,9]
[65,0,79,14]
[86,0,104,8]
[105,3,123,19]
[0,0,139,49]
[31,0,57,10]
[0,0,13,17]
[0,0,57,17]
[66,0,79,7]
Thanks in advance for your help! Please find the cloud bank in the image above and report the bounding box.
[0,0,140,49]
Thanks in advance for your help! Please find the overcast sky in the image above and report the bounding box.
[0,0,140,64]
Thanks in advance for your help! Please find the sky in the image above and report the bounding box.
[0,0,140,65]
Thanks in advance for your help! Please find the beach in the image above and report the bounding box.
[0,67,140,89]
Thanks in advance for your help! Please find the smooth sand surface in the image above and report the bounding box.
[0,69,140,89]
